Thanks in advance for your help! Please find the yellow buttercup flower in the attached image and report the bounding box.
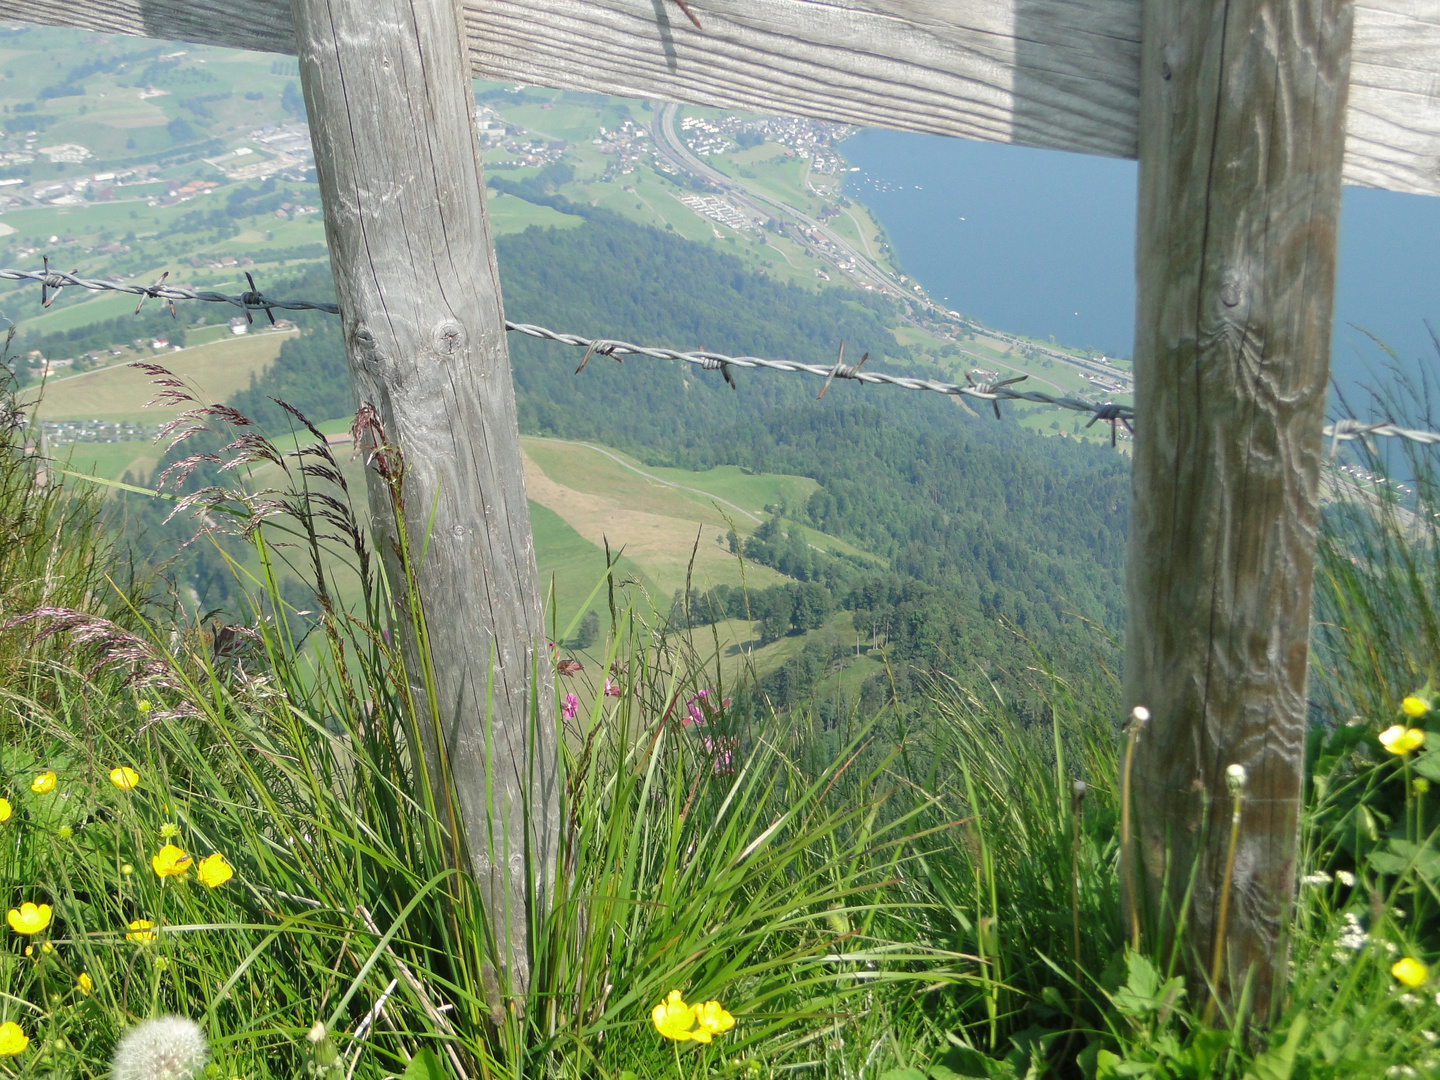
[30,771,55,794]
[695,1000,736,1037]
[76,972,92,996]
[125,919,156,943]
[196,853,233,888]
[1393,957,1429,987]
[653,990,702,1042]
[0,797,11,822]
[652,991,733,1043]
[1404,696,1430,718]
[1379,725,1426,755]
[0,1021,27,1055]
[109,767,140,791]
[7,902,52,935]
[151,844,192,878]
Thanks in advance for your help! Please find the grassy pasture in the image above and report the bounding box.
[520,439,791,599]
[27,329,292,421]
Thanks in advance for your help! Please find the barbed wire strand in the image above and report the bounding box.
[1,267,1432,450]
[0,266,342,319]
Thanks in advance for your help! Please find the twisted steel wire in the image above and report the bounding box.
[3,267,1434,448]
[0,267,342,317]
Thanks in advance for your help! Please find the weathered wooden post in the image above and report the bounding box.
[288,0,558,999]
[1124,0,1354,1019]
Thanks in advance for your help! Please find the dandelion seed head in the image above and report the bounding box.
[111,1016,208,1080]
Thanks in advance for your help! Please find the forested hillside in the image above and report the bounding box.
[119,192,1130,717]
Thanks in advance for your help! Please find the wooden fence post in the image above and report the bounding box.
[289,0,558,1000]
[1124,0,1354,1019]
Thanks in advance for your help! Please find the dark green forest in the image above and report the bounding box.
[111,191,1130,719]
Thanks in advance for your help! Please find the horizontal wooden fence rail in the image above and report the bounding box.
[0,0,1437,194]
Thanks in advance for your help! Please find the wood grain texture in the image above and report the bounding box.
[1,0,1436,193]
[289,0,557,1000]
[1124,0,1352,1021]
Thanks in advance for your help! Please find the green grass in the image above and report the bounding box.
[0,386,961,1080]
[6,291,142,336]
[529,500,654,636]
[483,191,584,234]
[5,348,1440,1080]
[49,439,164,484]
[28,331,292,422]
[519,437,812,598]
[528,438,818,522]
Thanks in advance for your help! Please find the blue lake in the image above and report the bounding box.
[842,128,1440,402]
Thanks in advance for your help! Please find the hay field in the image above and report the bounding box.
[520,438,801,598]
[27,331,294,422]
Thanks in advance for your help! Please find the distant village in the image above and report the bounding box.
[679,114,852,163]
[0,120,315,218]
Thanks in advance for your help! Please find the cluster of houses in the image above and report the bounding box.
[679,113,852,160]
[591,119,651,178]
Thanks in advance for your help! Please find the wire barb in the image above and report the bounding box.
[1325,417,1384,459]
[574,338,621,376]
[966,371,1029,419]
[40,255,75,309]
[818,339,868,399]
[240,271,277,326]
[699,354,737,389]
[1086,402,1134,447]
[134,271,176,319]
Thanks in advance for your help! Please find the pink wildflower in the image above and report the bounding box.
[604,678,622,698]
[683,687,731,726]
[703,735,738,775]
[562,693,579,720]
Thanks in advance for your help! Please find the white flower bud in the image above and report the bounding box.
[1225,763,1247,794]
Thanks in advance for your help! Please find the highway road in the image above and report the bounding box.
[649,103,906,298]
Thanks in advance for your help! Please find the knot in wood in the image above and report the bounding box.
[432,319,467,358]
[1220,283,1241,307]
[351,323,386,374]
